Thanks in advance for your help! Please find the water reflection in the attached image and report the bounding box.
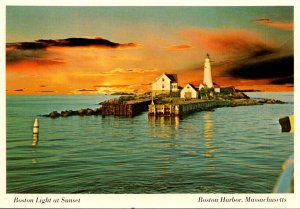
[32,134,39,163]
[148,116,180,176]
[32,133,39,146]
[148,116,180,138]
[203,112,216,158]
[148,115,180,127]
[31,149,39,164]
[155,154,173,177]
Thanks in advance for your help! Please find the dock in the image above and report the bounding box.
[148,98,260,116]
[43,96,153,118]
[100,97,152,117]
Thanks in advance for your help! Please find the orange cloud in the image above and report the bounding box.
[167,44,192,50]
[254,18,293,31]
[6,59,65,74]
[102,68,158,76]
[7,59,64,69]
[92,84,135,94]
[182,28,277,58]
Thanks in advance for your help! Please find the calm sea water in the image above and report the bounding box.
[6,92,294,193]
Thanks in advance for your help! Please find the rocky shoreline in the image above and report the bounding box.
[42,107,103,118]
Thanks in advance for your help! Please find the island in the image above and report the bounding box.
[42,54,284,118]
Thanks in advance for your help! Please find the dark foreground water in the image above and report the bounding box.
[6,92,294,193]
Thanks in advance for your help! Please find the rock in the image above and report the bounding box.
[232,92,250,99]
[279,116,292,132]
[258,99,285,104]
[111,92,135,95]
[86,108,93,115]
[71,110,79,116]
[78,108,86,115]
[43,106,104,118]
[49,111,60,118]
[93,107,102,115]
[61,110,73,117]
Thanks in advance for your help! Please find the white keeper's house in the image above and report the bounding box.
[151,73,179,96]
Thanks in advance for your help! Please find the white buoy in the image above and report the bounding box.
[33,118,39,134]
[32,118,39,146]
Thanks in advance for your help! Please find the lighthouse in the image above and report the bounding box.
[203,53,213,88]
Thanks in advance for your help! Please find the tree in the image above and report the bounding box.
[200,87,215,100]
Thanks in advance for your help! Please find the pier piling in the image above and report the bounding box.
[101,98,152,117]
[148,99,261,117]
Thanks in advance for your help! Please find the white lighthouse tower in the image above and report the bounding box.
[203,53,213,88]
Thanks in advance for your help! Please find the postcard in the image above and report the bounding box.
[1,0,299,208]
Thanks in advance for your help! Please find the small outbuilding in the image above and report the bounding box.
[214,84,221,93]
[180,84,199,99]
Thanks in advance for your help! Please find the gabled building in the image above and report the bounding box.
[180,83,199,99]
[152,73,179,96]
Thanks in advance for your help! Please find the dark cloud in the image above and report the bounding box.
[6,48,65,65]
[14,89,24,92]
[254,18,271,22]
[270,76,294,84]
[224,55,294,83]
[40,85,47,87]
[77,89,98,92]
[6,37,137,64]
[6,49,46,63]
[249,46,277,58]
[7,37,137,51]
[7,42,48,50]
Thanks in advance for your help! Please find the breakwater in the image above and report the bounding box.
[42,94,284,118]
[43,96,152,118]
[148,98,261,116]
[101,98,151,116]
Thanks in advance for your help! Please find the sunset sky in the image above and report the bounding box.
[6,6,294,94]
